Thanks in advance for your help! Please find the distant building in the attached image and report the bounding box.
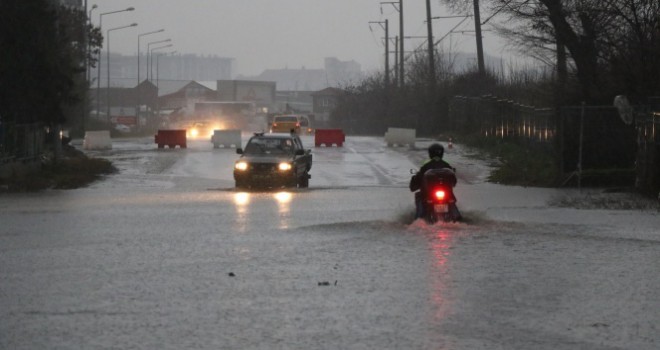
[275,91,314,114]
[157,81,216,114]
[311,87,344,125]
[216,80,276,113]
[252,67,325,91]
[93,53,234,88]
[323,57,362,86]
[241,57,363,91]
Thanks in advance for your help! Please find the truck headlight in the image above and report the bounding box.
[235,161,248,171]
[278,162,292,171]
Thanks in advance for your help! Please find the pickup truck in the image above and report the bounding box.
[233,132,312,189]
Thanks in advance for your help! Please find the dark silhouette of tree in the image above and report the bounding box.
[0,0,101,127]
[488,0,660,102]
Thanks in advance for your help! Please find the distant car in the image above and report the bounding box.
[298,115,314,134]
[186,122,216,139]
[270,115,302,134]
[234,132,312,189]
[114,124,131,133]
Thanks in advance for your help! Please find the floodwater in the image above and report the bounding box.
[1,136,658,349]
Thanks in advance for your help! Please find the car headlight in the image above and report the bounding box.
[235,161,249,171]
[278,162,292,171]
[190,128,199,137]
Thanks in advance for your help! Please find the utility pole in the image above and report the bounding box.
[385,19,389,87]
[394,36,399,86]
[473,0,485,75]
[399,0,404,88]
[369,20,390,86]
[381,1,404,87]
[425,0,435,90]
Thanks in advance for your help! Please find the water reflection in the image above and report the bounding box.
[233,192,250,233]
[234,192,250,206]
[428,227,454,321]
[274,191,292,229]
[231,191,293,231]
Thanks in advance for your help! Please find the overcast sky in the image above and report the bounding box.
[87,0,514,77]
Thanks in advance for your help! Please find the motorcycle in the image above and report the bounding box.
[410,167,461,223]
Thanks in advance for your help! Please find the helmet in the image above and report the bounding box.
[428,143,444,159]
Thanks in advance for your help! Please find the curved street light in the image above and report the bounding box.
[150,44,173,81]
[95,6,135,121]
[146,39,171,81]
[106,23,138,123]
[144,44,173,120]
[156,51,177,118]
[136,29,165,130]
[138,29,165,85]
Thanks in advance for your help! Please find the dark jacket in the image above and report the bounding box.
[409,156,453,192]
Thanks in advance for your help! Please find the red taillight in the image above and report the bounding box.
[296,122,300,127]
[273,123,278,127]
[434,190,446,200]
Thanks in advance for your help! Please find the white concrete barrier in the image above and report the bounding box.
[211,129,242,148]
[83,130,112,150]
[384,127,416,147]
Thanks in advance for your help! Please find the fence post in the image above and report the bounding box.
[578,101,585,190]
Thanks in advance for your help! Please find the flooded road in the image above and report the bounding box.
[1,136,659,349]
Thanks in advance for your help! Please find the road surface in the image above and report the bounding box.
[1,135,658,349]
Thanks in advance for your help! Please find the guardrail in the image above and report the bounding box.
[83,131,112,150]
[384,127,416,147]
[211,129,242,149]
[155,130,187,149]
[314,129,345,147]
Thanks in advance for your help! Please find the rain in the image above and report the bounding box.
[2,135,659,349]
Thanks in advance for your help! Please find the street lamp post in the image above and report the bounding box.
[137,29,165,130]
[106,23,138,124]
[95,7,135,121]
[138,30,164,86]
[148,44,173,121]
[146,39,171,81]
[156,51,177,118]
[150,44,173,82]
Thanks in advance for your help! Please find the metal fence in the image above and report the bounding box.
[448,95,556,148]
[448,95,647,189]
[0,122,46,178]
[635,112,659,195]
[558,104,637,174]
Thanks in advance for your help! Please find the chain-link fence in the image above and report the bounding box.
[558,105,637,185]
[448,96,646,188]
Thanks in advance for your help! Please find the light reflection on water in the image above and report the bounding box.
[428,226,454,322]
[274,192,292,229]
[231,191,293,231]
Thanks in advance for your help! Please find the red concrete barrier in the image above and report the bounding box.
[155,129,187,148]
[314,129,345,147]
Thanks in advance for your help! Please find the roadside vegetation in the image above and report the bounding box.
[0,146,116,193]
[331,1,659,189]
[459,134,557,187]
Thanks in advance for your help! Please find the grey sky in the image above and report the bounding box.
[88,0,512,77]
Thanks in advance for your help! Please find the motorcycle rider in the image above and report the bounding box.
[409,143,460,220]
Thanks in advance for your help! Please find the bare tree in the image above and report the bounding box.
[482,0,660,102]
